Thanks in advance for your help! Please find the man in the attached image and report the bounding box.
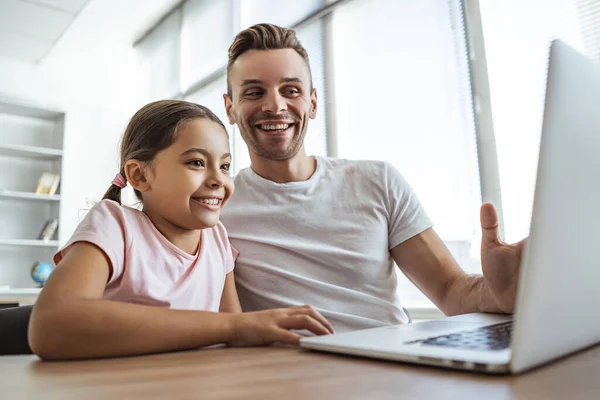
[220,23,523,332]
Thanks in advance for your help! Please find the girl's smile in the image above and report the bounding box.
[191,196,224,211]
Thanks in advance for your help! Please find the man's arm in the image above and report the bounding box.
[391,228,504,315]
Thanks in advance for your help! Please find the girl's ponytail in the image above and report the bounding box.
[102,171,127,205]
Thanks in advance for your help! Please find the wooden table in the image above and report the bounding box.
[0,345,599,399]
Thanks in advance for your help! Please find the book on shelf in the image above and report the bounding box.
[38,218,58,241]
[34,172,60,195]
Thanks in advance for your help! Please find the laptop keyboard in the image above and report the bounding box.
[405,321,513,351]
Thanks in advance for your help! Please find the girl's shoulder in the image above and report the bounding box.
[80,200,145,233]
[211,220,228,235]
[202,222,237,265]
[89,199,141,220]
[203,221,232,248]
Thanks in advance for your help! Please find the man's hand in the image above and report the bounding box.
[480,203,525,313]
[229,305,334,347]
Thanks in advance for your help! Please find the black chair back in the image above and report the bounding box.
[0,305,33,355]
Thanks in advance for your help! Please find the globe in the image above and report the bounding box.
[31,262,54,286]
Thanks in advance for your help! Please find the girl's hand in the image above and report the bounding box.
[229,305,334,346]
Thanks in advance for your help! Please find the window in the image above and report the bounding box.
[332,0,481,306]
[185,76,230,134]
[134,9,181,102]
[296,22,328,159]
[480,0,598,242]
[239,0,323,29]
[185,76,240,169]
[180,0,234,91]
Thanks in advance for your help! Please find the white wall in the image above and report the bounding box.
[0,43,142,244]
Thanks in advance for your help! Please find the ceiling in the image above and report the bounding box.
[0,0,89,63]
[0,0,181,64]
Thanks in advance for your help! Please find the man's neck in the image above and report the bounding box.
[249,149,317,183]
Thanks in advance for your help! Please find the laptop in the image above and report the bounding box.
[300,39,600,374]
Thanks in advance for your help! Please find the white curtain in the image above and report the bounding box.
[480,0,597,242]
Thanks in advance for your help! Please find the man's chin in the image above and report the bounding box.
[252,141,296,159]
[254,147,301,161]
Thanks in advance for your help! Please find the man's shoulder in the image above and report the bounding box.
[318,156,390,177]
[320,157,413,196]
[232,157,391,180]
[201,221,232,250]
[231,165,260,188]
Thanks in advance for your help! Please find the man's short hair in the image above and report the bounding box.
[227,23,313,98]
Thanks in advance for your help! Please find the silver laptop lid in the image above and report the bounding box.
[510,40,600,373]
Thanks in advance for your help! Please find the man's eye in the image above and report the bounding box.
[221,163,231,172]
[188,159,204,167]
[283,88,300,95]
[245,90,263,97]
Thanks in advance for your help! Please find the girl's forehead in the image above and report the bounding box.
[170,119,230,151]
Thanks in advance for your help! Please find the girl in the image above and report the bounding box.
[28,100,333,360]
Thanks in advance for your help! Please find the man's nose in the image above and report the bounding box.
[262,91,287,114]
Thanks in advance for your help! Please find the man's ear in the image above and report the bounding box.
[309,88,318,119]
[223,93,236,125]
[124,159,151,193]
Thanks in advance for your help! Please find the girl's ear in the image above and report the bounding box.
[124,160,151,193]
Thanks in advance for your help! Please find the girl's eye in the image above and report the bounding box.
[221,163,231,172]
[188,159,204,167]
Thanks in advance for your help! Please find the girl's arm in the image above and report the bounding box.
[28,242,332,360]
[219,271,243,313]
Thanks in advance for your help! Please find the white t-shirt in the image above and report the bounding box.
[220,156,433,332]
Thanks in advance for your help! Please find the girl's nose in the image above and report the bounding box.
[207,169,226,188]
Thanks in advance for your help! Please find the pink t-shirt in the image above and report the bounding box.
[54,199,236,312]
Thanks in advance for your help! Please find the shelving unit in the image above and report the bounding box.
[0,288,41,305]
[0,144,63,158]
[0,99,65,303]
[0,239,60,247]
[0,189,60,201]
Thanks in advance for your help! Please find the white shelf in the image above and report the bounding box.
[0,288,41,296]
[0,189,60,201]
[0,98,63,120]
[0,239,59,247]
[0,287,41,303]
[0,144,63,159]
